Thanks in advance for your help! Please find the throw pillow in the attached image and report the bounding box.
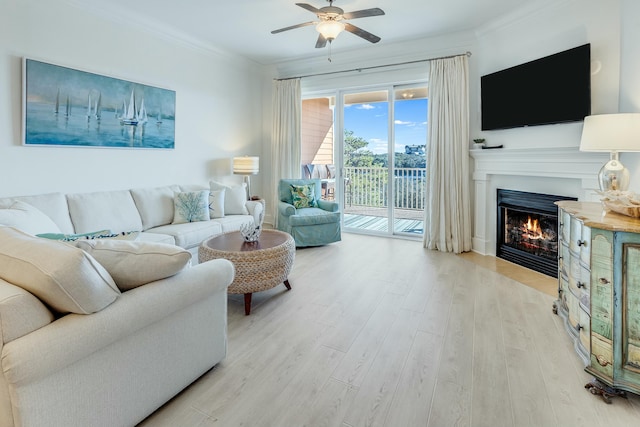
[290,184,318,209]
[37,230,140,241]
[172,190,210,224]
[210,181,249,215]
[0,226,120,314]
[209,189,225,219]
[0,200,61,235]
[74,240,192,291]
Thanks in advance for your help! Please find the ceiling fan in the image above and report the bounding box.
[271,1,385,49]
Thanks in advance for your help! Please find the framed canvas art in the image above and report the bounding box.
[23,58,176,149]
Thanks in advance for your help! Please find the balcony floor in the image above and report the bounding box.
[343,206,424,235]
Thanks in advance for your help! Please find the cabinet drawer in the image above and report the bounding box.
[591,230,613,264]
[560,209,571,243]
[566,292,580,330]
[579,307,591,352]
[559,242,570,278]
[580,225,591,266]
[569,216,584,254]
[591,265,613,340]
[568,257,589,308]
[590,333,613,381]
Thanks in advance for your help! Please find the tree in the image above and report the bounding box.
[344,130,374,167]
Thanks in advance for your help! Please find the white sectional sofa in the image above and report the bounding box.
[0,183,262,427]
[0,183,263,261]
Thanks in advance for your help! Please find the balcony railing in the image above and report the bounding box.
[343,166,426,211]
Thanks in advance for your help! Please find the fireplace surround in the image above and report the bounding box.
[496,189,577,277]
[470,146,609,261]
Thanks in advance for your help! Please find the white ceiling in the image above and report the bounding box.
[73,0,543,65]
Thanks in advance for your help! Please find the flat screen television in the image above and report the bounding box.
[481,44,591,131]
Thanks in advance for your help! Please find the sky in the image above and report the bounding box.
[344,98,428,155]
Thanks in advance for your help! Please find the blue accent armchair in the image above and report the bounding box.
[277,179,341,247]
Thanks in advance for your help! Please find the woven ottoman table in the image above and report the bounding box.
[199,229,295,315]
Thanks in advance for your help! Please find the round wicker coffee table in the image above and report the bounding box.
[198,229,295,315]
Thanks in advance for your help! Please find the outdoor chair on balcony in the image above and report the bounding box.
[277,178,341,247]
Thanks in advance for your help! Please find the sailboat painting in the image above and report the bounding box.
[23,58,175,149]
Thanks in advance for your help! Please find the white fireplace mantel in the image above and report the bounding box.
[470,146,609,255]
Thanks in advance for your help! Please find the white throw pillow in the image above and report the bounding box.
[0,201,61,235]
[209,189,225,219]
[172,190,210,224]
[0,226,120,314]
[75,240,192,291]
[210,181,249,215]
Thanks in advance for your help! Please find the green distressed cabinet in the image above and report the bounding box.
[555,201,640,397]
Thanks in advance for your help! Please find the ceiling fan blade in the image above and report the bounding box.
[271,21,316,34]
[315,34,327,49]
[342,8,385,20]
[344,23,381,43]
[296,3,321,14]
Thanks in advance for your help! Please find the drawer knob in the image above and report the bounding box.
[596,355,611,367]
[599,277,611,285]
[577,240,587,247]
[577,324,584,331]
[577,281,586,289]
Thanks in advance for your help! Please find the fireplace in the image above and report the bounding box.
[496,189,577,277]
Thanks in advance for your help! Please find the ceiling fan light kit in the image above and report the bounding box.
[316,19,345,41]
[272,0,384,60]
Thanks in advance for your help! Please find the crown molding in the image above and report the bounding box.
[62,0,259,67]
[474,0,569,38]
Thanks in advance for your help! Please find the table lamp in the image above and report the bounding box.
[233,156,259,199]
[579,113,640,191]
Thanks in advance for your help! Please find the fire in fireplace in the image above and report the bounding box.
[497,189,577,277]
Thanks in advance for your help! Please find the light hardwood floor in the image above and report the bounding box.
[139,233,640,427]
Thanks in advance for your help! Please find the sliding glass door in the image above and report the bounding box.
[391,86,428,235]
[300,83,427,238]
[341,85,427,237]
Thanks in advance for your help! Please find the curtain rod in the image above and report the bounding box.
[275,51,471,81]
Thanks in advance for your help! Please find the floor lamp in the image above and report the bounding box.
[579,113,640,191]
[233,156,259,200]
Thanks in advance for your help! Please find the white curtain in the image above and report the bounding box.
[270,78,302,226]
[423,55,472,253]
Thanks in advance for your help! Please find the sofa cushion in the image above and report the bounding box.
[137,231,176,245]
[0,279,54,343]
[288,208,340,226]
[214,215,255,233]
[209,189,225,219]
[67,190,143,234]
[210,181,249,215]
[130,185,181,230]
[74,240,191,291]
[0,226,120,314]
[3,192,75,233]
[146,221,223,249]
[0,200,62,235]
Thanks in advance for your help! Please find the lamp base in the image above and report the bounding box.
[598,153,630,192]
[243,175,252,201]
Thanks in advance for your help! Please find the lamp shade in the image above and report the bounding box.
[316,20,345,40]
[233,156,259,175]
[579,113,640,152]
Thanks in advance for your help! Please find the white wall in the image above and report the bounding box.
[472,0,621,151]
[620,0,640,188]
[0,0,266,198]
